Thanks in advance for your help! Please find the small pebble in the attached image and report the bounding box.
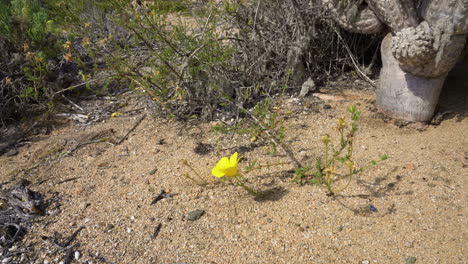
[106,224,115,232]
[404,240,414,248]
[266,218,272,223]
[79,202,89,210]
[74,251,80,260]
[5,149,18,157]
[2,257,12,263]
[360,260,370,264]
[126,227,132,233]
[368,204,378,212]
[8,245,17,251]
[43,261,49,264]
[187,209,205,221]
[84,218,91,223]
[405,256,417,264]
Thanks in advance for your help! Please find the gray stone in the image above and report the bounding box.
[405,257,417,264]
[5,149,18,157]
[79,202,90,210]
[299,77,316,97]
[187,209,205,221]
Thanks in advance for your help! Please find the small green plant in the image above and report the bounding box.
[184,105,386,198]
[294,105,388,194]
[181,159,209,186]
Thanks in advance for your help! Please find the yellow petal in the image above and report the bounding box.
[225,166,238,177]
[212,166,225,177]
[216,157,229,169]
[229,152,238,166]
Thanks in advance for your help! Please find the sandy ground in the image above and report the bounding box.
[0,79,467,264]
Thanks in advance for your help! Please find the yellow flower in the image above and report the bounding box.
[84,22,91,28]
[63,40,72,49]
[321,134,330,144]
[212,152,240,177]
[99,38,108,46]
[148,11,155,17]
[336,118,347,130]
[25,51,35,59]
[82,37,90,46]
[34,55,43,63]
[63,53,73,61]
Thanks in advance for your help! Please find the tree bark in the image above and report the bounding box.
[376,33,446,122]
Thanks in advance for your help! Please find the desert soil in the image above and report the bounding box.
[0,78,467,264]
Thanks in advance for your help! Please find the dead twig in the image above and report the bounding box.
[151,223,162,239]
[116,113,147,145]
[51,75,115,99]
[64,137,111,156]
[59,226,85,248]
[55,177,81,185]
[63,246,74,264]
[62,95,84,112]
[150,190,175,205]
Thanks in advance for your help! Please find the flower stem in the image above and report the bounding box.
[233,176,262,197]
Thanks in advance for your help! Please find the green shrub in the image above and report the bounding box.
[0,0,83,122]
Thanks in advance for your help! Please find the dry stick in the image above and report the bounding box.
[222,98,302,169]
[365,46,379,74]
[332,28,376,87]
[199,7,214,41]
[116,113,147,145]
[51,75,115,99]
[62,95,84,112]
[253,0,262,30]
[60,226,85,248]
[55,177,81,185]
[64,138,110,157]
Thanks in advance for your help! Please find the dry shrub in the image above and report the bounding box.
[232,0,382,93]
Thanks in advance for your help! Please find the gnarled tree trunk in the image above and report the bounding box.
[377,33,446,122]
